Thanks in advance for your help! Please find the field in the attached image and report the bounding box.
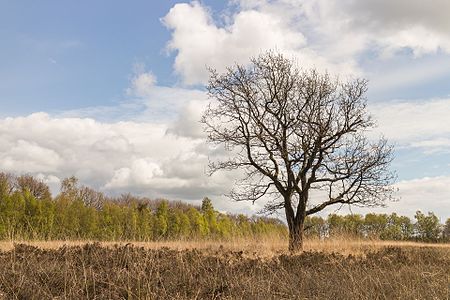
[0,239,449,299]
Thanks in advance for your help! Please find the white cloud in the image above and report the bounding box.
[163,1,359,85]
[370,98,450,152]
[392,176,450,219]
[135,85,208,122]
[0,61,242,208]
[58,72,208,123]
[163,0,450,87]
[295,0,450,57]
[167,99,207,138]
[347,0,450,39]
[380,26,450,57]
[0,113,214,196]
[0,139,62,173]
[319,176,450,220]
[105,158,164,188]
[127,72,156,98]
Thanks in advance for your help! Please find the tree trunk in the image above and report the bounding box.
[288,217,304,253]
[285,199,306,252]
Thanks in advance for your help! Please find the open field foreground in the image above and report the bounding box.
[0,240,449,299]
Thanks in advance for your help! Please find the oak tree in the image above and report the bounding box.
[202,51,395,251]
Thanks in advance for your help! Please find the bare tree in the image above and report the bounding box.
[201,51,395,252]
[0,173,15,196]
[59,176,105,209]
[15,174,52,201]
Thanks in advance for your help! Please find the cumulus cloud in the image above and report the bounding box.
[0,112,234,200]
[127,71,157,98]
[2,60,241,207]
[0,139,62,173]
[105,158,164,188]
[162,1,359,85]
[300,0,450,55]
[167,99,207,138]
[348,0,450,53]
[163,0,450,86]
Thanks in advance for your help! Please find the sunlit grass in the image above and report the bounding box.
[1,237,449,257]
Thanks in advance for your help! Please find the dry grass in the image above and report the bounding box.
[1,237,449,257]
[0,239,449,299]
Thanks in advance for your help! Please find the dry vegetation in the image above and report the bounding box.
[0,239,449,299]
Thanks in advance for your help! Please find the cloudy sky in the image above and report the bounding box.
[1,0,449,219]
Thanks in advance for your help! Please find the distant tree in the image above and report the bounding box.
[414,211,441,242]
[0,173,14,197]
[155,201,169,238]
[15,175,51,201]
[167,209,183,238]
[343,214,364,237]
[77,186,105,210]
[364,213,388,239]
[201,197,214,212]
[178,212,191,238]
[60,176,79,198]
[187,207,209,237]
[202,51,395,251]
[216,214,235,238]
[304,216,326,239]
[59,176,104,209]
[136,205,154,241]
[381,213,413,241]
[201,197,218,235]
[326,214,365,237]
[443,218,450,241]
[236,214,252,237]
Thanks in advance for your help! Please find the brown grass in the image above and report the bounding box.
[0,239,449,299]
[1,237,449,257]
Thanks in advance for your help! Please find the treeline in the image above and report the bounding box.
[305,211,450,242]
[0,173,287,241]
[1,173,449,242]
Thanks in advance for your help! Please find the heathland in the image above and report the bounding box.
[0,173,450,299]
[0,240,449,299]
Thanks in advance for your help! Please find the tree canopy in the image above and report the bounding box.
[202,51,396,251]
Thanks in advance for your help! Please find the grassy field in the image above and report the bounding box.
[0,239,449,299]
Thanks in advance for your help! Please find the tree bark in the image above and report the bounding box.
[288,216,305,253]
[285,195,306,253]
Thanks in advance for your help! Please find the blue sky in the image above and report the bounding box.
[2,0,450,113]
[1,0,223,114]
[1,0,450,218]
